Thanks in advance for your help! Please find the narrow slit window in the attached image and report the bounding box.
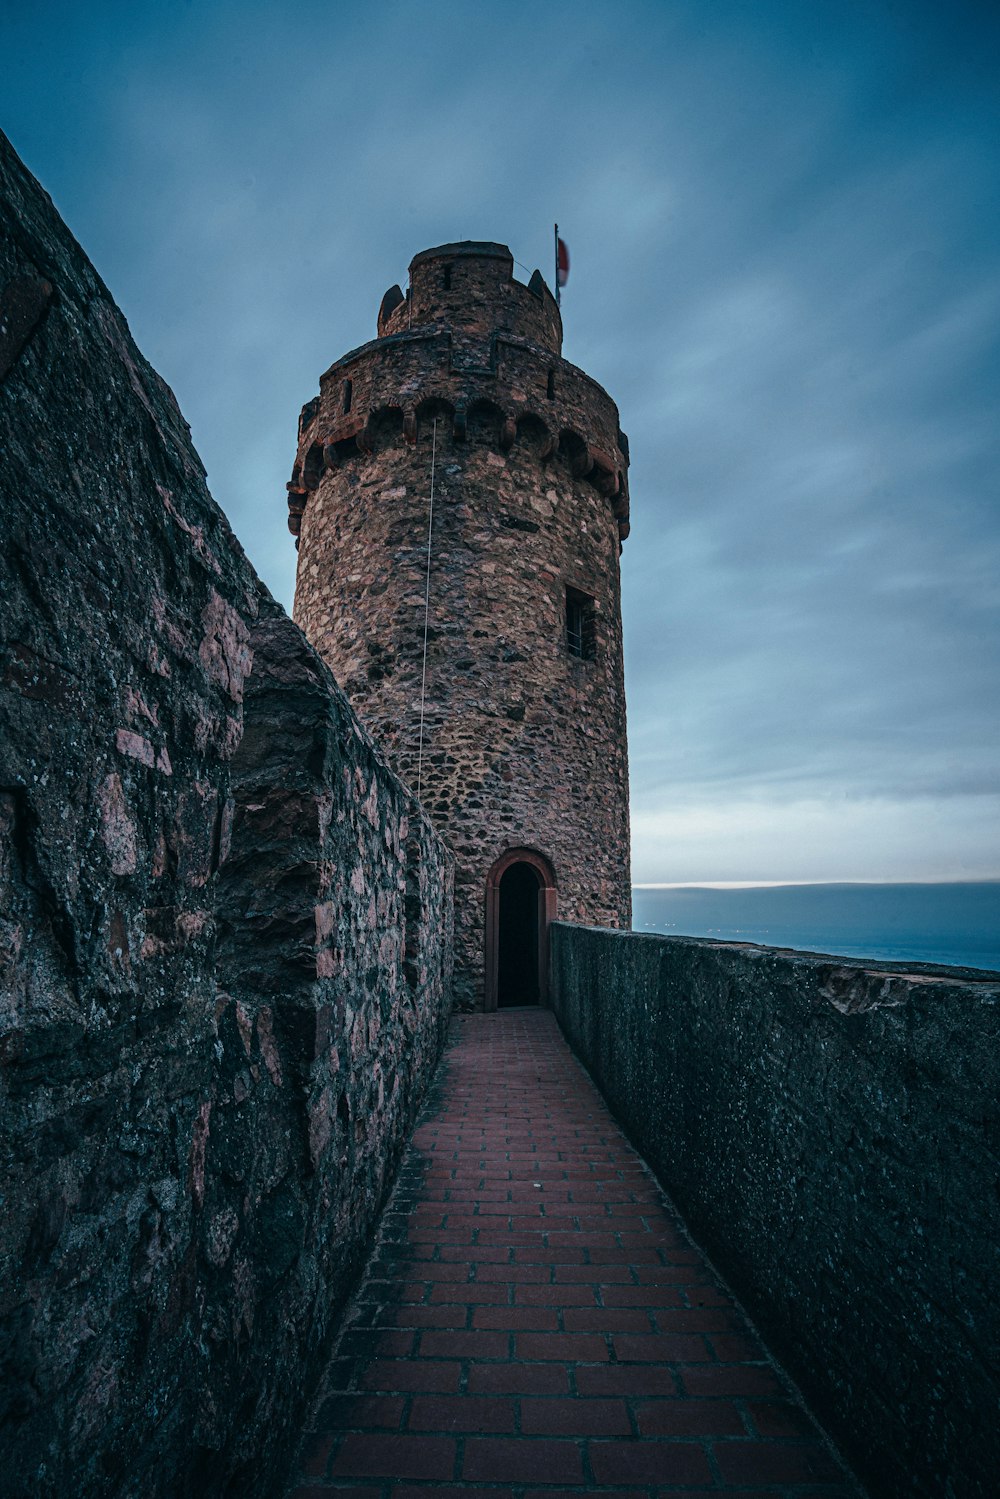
[547,368,556,399]
[342,378,353,414]
[566,586,596,660]
[443,264,453,290]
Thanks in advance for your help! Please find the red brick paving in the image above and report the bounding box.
[286,1010,857,1496]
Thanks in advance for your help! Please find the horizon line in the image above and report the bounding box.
[632,878,1000,889]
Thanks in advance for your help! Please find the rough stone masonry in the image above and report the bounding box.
[550,924,1000,1499]
[0,130,453,1498]
[290,241,632,1010]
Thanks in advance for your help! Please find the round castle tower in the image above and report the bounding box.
[289,241,631,1010]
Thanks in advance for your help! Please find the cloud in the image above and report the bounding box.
[5,0,998,879]
[631,792,1000,885]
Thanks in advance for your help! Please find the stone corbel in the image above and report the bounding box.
[499,417,517,450]
[287,485,306,536]
[590,447,620,497]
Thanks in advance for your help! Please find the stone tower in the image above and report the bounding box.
[289,241,631,1009]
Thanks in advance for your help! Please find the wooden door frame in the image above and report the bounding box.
[484,848,558,1012]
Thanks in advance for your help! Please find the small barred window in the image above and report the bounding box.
[566,587,596,660]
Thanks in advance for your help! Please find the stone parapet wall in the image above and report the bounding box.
[549,923,1000,1499]
[198,613,452,1494]
[0,130,452,1498]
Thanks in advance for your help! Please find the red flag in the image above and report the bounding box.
[557,236,570,288]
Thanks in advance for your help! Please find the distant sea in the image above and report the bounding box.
[631,883,1000,973]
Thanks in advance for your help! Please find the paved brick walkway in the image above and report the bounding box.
[287,1010,856,1497]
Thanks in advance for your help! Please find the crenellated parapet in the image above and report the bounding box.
[286,243,631,545]
[380,241,563,350]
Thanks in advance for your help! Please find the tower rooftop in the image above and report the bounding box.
[409,240,513,268]
[378,238,562,353]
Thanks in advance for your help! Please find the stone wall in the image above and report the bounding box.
[292,243,631,1008]
[550,923,1000,1499]
[0,129,452,1498]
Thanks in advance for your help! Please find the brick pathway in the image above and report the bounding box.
[287,1010,857,1497]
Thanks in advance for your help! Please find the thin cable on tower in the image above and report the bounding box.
[416,417,437,800]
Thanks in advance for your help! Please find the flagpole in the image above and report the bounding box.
[554,222,560,308]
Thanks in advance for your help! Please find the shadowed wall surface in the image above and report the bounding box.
[0,130,452,1498]
[550,923,1000,1499]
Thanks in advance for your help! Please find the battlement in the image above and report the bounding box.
[378,240,563,353]
[289,242,630,546]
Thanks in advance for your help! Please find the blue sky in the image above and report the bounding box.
[3,0,998,882]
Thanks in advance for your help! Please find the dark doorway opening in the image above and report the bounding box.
[484,848,556,1011]
[497,861,541,1007]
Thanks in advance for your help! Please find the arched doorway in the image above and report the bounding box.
[484,849,557,1011]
